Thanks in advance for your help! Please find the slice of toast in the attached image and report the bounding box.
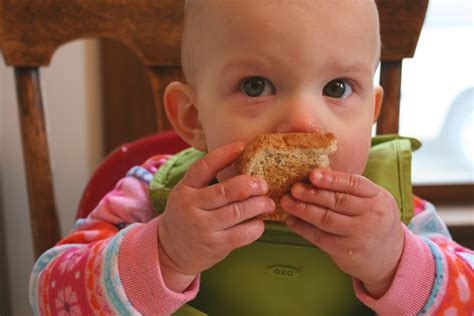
[237,132,337,222]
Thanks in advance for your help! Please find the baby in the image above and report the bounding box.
[162,0,388,295]
[30,1,473,315]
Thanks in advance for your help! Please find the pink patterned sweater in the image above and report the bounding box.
[30,155,474,315]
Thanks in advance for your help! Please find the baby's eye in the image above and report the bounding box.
[240,76,276,97]
[323,79,353,99]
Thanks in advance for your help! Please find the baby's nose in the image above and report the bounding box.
[275,96,324,133]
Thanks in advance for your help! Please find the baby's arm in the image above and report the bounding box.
[354,199,474,315]
[30,155,198,315]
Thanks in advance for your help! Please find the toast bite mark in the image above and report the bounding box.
[237,132,337,222]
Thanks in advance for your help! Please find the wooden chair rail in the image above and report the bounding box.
[15,67,60,258]
[377,61,402,134]
[414,184,474,205]
[0,0,184,67]
[450,225,474,249]
[376,0,428,61]
[147,67,184,132]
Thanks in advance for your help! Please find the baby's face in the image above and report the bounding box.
[183,0,382,179]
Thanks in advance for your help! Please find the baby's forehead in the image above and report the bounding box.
[183,0,380,49]
[184,0,378,15]
[182,0,380,85]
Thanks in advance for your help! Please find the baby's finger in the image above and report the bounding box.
[209,196,275,230]
[181,142,245,188]
[281,194,353,236]
[218,218,265,251]
[290,183,366,216]
[286,215,343,254]
[309,170,379,198]
[197,175,268,210]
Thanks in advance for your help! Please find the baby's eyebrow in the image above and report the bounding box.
[221,57,271,76]
[325,61,375,77]
[220,57,375,79]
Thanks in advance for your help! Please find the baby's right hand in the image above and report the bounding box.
[158,142,275,292]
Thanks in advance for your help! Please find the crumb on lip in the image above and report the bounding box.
[234,142,246,153]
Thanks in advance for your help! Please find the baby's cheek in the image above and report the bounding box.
[331,138,371,175]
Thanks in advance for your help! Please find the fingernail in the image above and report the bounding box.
[249,177,263,189]
[326,174,333,182]
[313,171,323,181]
[292,184,304,196]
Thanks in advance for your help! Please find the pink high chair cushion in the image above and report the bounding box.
[76,130,189,219]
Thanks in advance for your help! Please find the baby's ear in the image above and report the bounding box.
[164,82,207,151]
[373,85,384,123]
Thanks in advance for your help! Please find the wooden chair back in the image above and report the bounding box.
[0,0,428,259]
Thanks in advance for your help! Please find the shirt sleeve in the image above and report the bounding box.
[353,197,474,315]
[29,155,200,316]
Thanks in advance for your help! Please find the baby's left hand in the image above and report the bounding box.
[280,169,404,298]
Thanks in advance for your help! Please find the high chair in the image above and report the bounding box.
[0,0,429,261]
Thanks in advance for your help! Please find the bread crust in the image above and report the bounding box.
[237,132,337,222]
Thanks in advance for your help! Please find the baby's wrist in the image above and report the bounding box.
[161,264,196,293]
[361,265,398,299]
[362,280,391,299]
[158,240,197,293]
